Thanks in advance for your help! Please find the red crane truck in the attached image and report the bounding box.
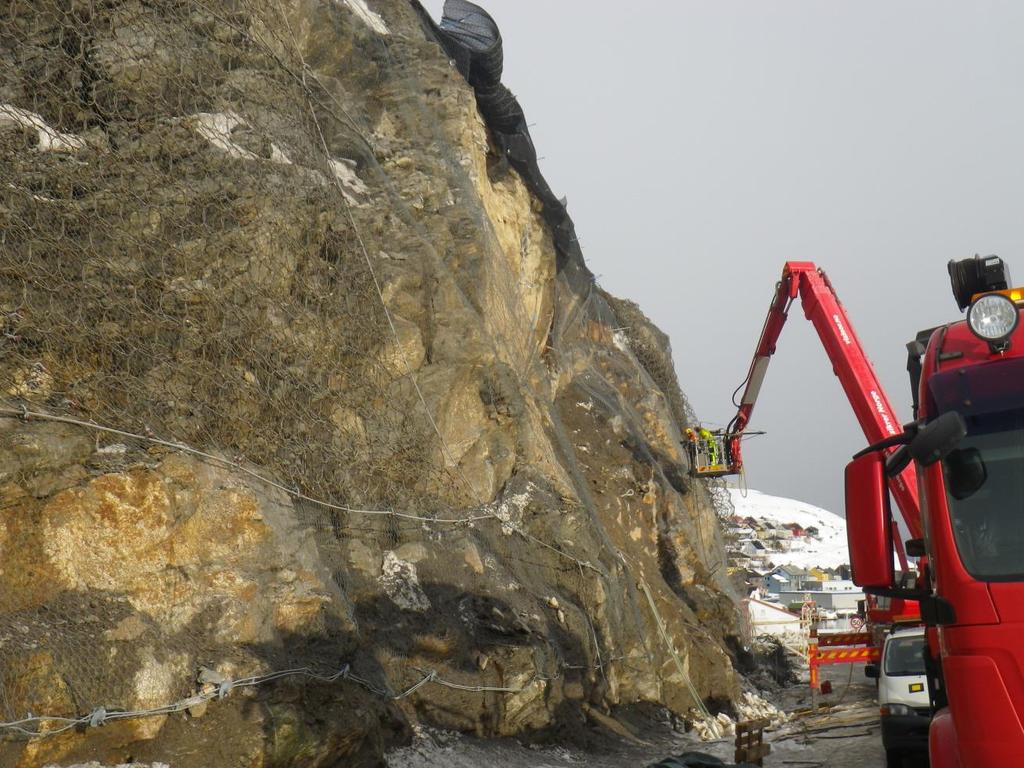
[688,256,1024,768]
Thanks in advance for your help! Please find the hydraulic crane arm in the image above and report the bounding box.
[726,262,922,541]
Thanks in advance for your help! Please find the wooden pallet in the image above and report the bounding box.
[735,718,771,766]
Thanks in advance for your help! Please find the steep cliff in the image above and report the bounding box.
[0,2,741,766]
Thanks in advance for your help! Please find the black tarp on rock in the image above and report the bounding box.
[415,0,594,290]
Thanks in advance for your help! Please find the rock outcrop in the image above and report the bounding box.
[0,1,741,765]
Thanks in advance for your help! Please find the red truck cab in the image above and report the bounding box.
[918,313,1024,768]
[847,257,1024,768]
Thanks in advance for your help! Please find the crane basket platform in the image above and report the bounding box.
[684,428,736,477]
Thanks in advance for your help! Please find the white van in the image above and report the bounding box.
[865,625,932,767]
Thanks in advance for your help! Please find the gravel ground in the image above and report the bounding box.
[387,662,931,768]
[767,662,886,768]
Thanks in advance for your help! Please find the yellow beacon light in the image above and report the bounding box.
[971,286,1024,305]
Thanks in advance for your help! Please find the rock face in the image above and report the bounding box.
[0,1,740,765]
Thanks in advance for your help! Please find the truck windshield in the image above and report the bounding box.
[941,408,1024,581]
[930,357,1024,582]
[884,635,926,677]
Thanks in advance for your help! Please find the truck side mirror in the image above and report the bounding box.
[845,451,895,588]
[909,410,966,466]
[864,664,880,679]
[905,538,926,558]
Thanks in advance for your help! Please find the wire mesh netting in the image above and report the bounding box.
[1,0,454,509]
[0,0,738,749]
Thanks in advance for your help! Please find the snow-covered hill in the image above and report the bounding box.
[728,488,849,569]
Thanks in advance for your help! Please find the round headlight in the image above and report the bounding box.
[967,293,1019,342]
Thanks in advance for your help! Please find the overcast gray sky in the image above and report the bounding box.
[423,0,1024,514]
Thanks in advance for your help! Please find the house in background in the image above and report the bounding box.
[777,579,863,611]
[746,597,802,637]
[763,565,814,594]
[724,510,855,599]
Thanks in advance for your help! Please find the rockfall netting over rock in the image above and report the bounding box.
[0,0,740,763]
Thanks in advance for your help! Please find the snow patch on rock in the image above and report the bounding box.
[96,442,128,455]
[691,711,733,741]
[268,143,292,165]
[339,0,389,35]
[189,111,293,166]
[489,484,533,536]
[0,103,85,152]
[690,696,784,741]
[328,158,370,204]
[189,113,370,205]
[191,112,258,160]
[381,551,430,611]
[737,689,788,723]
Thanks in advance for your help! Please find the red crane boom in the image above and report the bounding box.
[692,261,922,543]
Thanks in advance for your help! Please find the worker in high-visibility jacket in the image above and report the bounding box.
[698,427,718,467]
